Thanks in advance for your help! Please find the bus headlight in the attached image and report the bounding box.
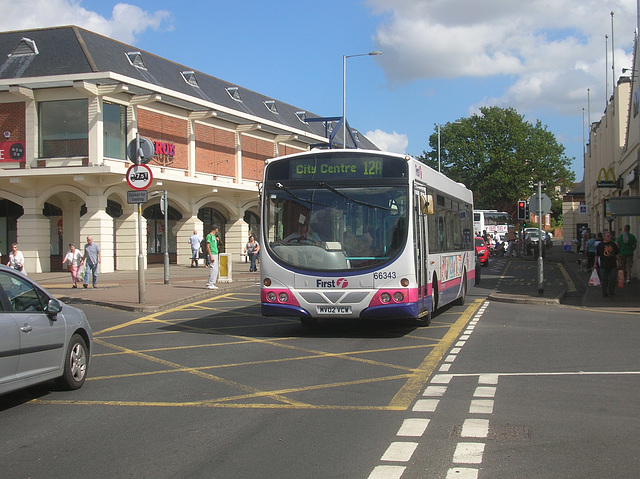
[267,291,277,302]
[263,278,272,287]
[380,292,391,303]
[278,292,289,303]
[393,292,404,302]
[400,278,409,287]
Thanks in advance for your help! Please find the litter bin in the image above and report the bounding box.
[219,253,232,282]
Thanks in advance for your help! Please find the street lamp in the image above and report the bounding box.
[342,51,381,148]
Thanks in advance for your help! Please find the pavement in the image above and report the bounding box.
[27,240,639,314]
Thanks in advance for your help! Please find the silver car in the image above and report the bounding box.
[0,265,92,395]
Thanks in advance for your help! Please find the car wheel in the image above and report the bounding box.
[57,333,89,390]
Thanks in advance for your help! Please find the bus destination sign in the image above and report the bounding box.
[289,156,397,180]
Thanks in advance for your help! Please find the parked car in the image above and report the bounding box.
[524,228,551,256]
[475,236,490,266]
[0,265,92,396]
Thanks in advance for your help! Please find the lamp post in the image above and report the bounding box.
[342,51,381,148]
[437,124,441,173]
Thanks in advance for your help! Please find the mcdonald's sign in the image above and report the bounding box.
[596,167,619,188]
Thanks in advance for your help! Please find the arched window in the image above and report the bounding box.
[143,204,182,255]
[198,208,227,252]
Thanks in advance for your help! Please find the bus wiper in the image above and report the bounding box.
[318,182,392,210]
[275,183,329,207]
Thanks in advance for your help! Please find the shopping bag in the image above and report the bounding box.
[589,269,600,287]
[617,269,625,288]
[79,270,85,281]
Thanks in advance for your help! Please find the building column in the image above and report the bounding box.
[80,193,114,273]
[17,199,50,273]
[225,215,249,261]
[114,208,146,271]
[175,215,204,266]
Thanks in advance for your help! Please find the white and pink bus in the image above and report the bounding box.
[260,150,475,327]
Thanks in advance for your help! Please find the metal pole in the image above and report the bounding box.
[342,55,347,148]
[437,124,441,173]
[136,132,145,304]
[163,190,169,284]
[537,181,544,296]
[138,202,145,303]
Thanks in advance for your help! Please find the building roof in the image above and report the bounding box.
[0,25,378,150]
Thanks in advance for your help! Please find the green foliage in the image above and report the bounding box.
[416,107,575,221]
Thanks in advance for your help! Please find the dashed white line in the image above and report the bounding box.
[412,398,440,412]
[423,385,447,396]
[461,418,490,438]
[368,465,406,479]
[474,386,497,398]
[469,399,494,414]
[446,467,479,479]
[397,418,430,437]
[381,441,419,462]
[453,442,485,464]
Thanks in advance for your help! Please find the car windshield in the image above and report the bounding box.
[475,238,485,247]
[264,184,408,271]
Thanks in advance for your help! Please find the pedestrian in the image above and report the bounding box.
[63,243,83,288]
[205,225,219,290]
[244,234,260,272]
[189,230,201,268]
[81,236,101,288]
[616,224,637,284]
[7,243,26,275]
[594,231,621,297]
[585,233,597,273]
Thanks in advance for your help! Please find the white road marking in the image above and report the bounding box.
[431,374,453,384]
[453,442,485,464]
[478,374,499,384]
[469,399,494,414]
[461,418,489,438]
[439,363,452,372]
[381,441,419,462]
[446,467,479,479]
[445,354,457,362]
[368,465,406,479]
[413,398,440,412]
[397,418,430,437]
[423,385,447,396]
[474,386,496,398]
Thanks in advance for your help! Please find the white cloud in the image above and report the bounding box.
[0,1,171,44]
[365,129,409,153]
[368,0,637,116]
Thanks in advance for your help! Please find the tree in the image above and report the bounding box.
[417,107,575,220]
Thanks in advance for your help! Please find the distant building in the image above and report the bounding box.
[583,34,639,278]
[0,26,377,272]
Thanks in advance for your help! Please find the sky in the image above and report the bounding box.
[2,0,638,182]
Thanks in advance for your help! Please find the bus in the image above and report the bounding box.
[260,149,475,327]
[473,210,511,238]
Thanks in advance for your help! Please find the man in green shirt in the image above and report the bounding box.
[616,224,637,284]
[205,225,220,290]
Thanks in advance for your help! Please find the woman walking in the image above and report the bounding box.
[63,243,83,288]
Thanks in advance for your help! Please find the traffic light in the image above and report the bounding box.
[517,200,526,220]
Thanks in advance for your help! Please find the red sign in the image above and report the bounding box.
[154,141,175,157]
[126,164,153,190]
[0,141,25,162]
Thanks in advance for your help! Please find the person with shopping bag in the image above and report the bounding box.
[594,231,621,297]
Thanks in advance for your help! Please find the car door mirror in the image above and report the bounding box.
[45,297,63,320]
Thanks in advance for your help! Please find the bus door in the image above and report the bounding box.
[414,186,428,309]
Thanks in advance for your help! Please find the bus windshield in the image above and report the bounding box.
[264,183,408,271]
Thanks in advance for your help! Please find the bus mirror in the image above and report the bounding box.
[421,194,433,215]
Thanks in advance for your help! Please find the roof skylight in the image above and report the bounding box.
[9,37,38,57]
[181,71,199,88]
[264,100,278,114]
[226,87,242,101]
[125,52,147,70]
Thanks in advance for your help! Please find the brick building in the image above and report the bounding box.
[0,26,377,272]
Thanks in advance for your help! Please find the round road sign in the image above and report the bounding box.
[529,193,552,215]
[126,164,153,190]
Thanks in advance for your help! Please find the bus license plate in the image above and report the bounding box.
[317,306,352,315]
